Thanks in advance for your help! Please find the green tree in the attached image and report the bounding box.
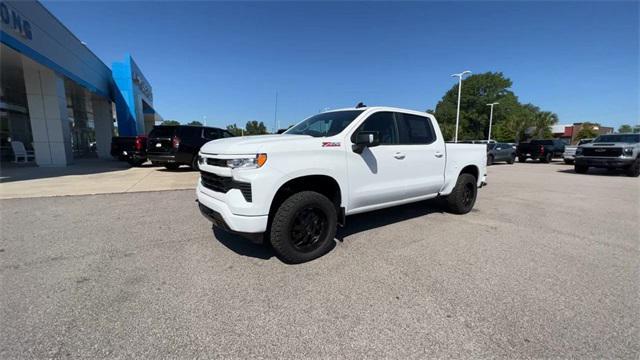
[187,121,203,126]
[226,123,244,136]
[432,72,559,142]
[161,120,180,126]
[575,122,600,141]
[618,124,633,133]
[245,120,268,135]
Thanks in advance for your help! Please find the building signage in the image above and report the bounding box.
[0,2,32,40]
[133,70,153,101]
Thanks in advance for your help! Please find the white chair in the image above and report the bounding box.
[10,141,35,163]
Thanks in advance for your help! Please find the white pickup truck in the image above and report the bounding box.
[196,106,487,263]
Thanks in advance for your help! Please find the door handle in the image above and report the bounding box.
[394,152,405,160]
[435,152,444,158]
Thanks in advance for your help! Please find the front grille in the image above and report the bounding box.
[206,158,228,167]
[200,171,252,202]
[583,147,622,157]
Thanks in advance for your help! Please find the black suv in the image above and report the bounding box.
[147,125,234,170]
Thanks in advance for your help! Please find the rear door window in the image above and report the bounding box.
[203,128,221,140]
[396,113,435,144]
[179,127,202,141]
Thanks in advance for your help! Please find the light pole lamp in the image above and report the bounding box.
[451,70,472,142]
[486,102,499,141]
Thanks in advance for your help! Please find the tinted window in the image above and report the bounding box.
[594,134,640,143]
[487,143,496,150]
[286,110,364,137]
[179,126,202,140]
[530,140,553,145]
[203,128,221,140]
[222,131,234,138]
[149,126,177,138]
[396,113,435,144]
[353,112,397,145]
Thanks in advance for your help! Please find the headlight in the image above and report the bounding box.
[623,147,634,156]
[227,153,268,169]
[198,155,205,165]
[575,148,583,155]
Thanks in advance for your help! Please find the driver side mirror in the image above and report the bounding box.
[353,131,380,154]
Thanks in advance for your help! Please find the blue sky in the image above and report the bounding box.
[43,1,638,130]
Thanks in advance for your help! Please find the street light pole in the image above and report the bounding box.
[486,102,499,141]
[451,70,471,143]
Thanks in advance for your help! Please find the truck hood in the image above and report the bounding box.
[581,142,636,148]
[200,134,316,154]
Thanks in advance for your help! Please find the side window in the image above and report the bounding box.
[179,127,201,141]
[352,112,397,145]
[397,113,435,144]
[203,128,221,140]
[223,131,234,138]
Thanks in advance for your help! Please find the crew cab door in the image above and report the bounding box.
[346,111,445,212]
[393,112,446,198]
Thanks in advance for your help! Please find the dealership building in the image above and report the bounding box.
[0,0,160,166]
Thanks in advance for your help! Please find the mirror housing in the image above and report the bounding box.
[352,131,380,153]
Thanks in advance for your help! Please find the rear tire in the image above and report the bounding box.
[270,191,337,264]
[541,153,552,163]
[507,154,515,164]
[487,155,494,166]
[128,159,145,167]
[518,156,527,163]
[564,159,574,165]
[164,164,180,170]
[575,164,589,174]
[625,158,640,177]
[445,174,478,215]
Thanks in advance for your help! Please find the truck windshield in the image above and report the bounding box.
[285,110,364,137]
[593,134,640,143]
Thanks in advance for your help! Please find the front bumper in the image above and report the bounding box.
[197,184,268,235]
[563,154,575,160]
[575,156,635,168]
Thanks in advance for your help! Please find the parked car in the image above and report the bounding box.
[487,142,516,165]
[562,138,594,164]
[110,135,147,166]
[147,125,234,170]
[196,106,487,263]
[574,133,640,177]
[516,139,566,163]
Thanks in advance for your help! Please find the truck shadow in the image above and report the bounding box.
[557,168,629,177]
[212,199,445,260]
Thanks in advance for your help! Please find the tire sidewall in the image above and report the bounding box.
[446,173,477,214]
[270,191,337,263]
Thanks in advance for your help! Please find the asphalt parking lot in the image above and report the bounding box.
[1,162,638,359]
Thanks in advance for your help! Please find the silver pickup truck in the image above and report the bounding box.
[574,133,640,177]
[563,138,593,164]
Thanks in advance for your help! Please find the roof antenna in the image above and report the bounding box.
[355,102,366,109]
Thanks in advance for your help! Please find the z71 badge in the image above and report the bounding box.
[321,142,341,147]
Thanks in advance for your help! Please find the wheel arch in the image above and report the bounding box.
[268,174,344,223]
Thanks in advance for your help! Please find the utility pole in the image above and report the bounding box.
[274,91,278,133]
[202,115,207,127]
[486,102,499,141]
[451,70,472,142]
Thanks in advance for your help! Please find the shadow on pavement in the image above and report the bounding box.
[212,198,445,260]
[557,168,630,177]
[0,159,139,183]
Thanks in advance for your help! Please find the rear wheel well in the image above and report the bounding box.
[269,175,342,220]
[460,165,479,181]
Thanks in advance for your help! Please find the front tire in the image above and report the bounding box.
[575,164,589,174]
[487,155,494,166]
[507,154,515,164]
[164,164,180,170]
[518,156,527,163]
[270,191,337,263]
[541,153,552,163]
[446,173,478,215]
[625,158,640,177]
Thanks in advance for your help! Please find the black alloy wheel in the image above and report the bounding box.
[290,207,328,252]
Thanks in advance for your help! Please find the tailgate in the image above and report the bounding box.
[147,137,173,153]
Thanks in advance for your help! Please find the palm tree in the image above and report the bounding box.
[532,111,558,138]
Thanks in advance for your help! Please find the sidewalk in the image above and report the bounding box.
[0,159,199,199]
